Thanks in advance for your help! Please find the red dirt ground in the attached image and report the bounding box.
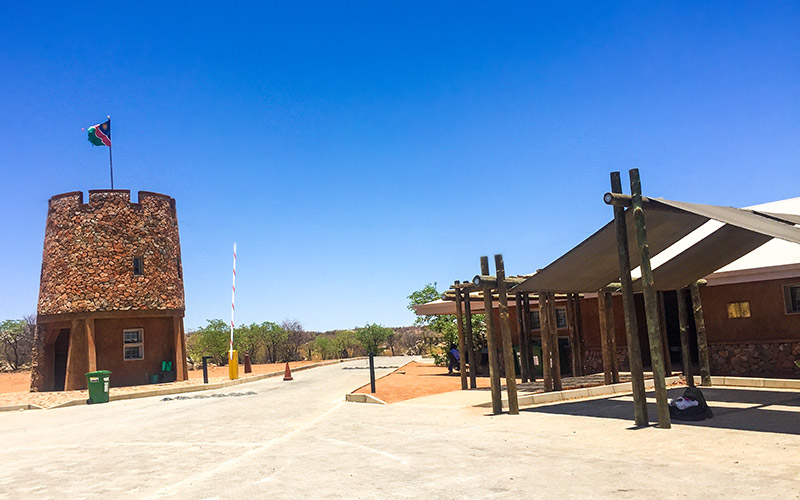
[355,361,490,403]
[0,371,31,393]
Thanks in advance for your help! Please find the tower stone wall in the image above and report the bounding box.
[38,190,184,315]
[32,190,187,391]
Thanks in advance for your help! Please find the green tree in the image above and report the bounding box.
[312,336,336,360]
[407,283,457,345]
[264,322,288,363]
[354,323,393,355]
[281,319,307,362]
[0,318,32,371]
[407,283,487,351]
[189,319,230,365]
[334,330,362,358]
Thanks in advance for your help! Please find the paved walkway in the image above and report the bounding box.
[0,359,346,409]
[1,356,798,499]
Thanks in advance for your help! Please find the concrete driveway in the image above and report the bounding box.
[1,356,798,499]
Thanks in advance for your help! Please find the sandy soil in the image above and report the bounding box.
[353,361,677,404]
[355,361,490,403]
[0,371,31,393]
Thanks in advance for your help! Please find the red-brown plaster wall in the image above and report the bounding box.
[699,278,800,344]
[94,316,175,387]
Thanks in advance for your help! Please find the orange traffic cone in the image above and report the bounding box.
[283,362,293,381]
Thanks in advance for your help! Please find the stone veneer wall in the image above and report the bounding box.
[584,347,629,375]
[711,341,800,378]
[38,190,184,315]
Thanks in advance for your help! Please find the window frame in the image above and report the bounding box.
[529,310,541,330]
[784,285,800,315]
[727,301,751,319]
[133,256,144,276]
[123,328,144,361]
[555,308,568,329]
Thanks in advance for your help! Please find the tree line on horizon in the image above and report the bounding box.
[0,283,467,372]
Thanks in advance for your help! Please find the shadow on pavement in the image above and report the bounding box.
[525,387,800,435]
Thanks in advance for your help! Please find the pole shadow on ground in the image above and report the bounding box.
[522,387,800,435]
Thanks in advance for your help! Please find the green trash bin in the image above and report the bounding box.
[85,370,111,404]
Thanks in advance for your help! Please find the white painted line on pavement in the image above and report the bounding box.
[321,437,409,465]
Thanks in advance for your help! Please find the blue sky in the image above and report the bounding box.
[1,2,798,331]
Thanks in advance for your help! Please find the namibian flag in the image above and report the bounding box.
[87,119,111,147]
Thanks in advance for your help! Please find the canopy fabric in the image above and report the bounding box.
[512,197,800,294]
[756,211,800,226]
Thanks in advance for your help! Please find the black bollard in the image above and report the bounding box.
[202,356,213,384]
[369,353,376,393]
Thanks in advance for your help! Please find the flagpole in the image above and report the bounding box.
[108,116,114,189]
[109,145,114,189]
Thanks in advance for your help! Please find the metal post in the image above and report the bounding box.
[369,353,376,393]
[202,356,212,384]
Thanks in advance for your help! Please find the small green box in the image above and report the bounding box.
[85,370,111,404]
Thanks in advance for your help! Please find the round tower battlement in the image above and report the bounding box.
[37,189,185,316]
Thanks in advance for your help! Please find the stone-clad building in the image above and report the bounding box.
[30,190,188,391]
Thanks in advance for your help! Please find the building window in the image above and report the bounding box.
[133,256,144,276]
[784,285,800,314]
[556,308,568,329]
[727,302,751,319]
[530,310,540,330]
[123,328,144,360]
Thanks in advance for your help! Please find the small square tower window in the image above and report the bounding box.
[123,328,144,360]
[727,301,751,319]
[133,256,144,276]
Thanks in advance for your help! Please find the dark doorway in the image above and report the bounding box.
[634,292,699,370]
[663,290,700,370]
[53,329,70,391]
[558,337,573,376]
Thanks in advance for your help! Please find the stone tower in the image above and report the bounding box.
[31,190,188,391]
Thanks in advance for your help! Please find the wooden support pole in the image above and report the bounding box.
[522,292,535,382]
[515,293,529,383]
[574,294,586,376]
[538,292,554,392]
[481,256,503,414]
[597,290,617,385]
[610,171,648,426]
[495,254,519,414]
[690,281,712,386]
[86,317,97,373]
[565,294,579,378]
[547,292,563,391]
[454,281,468,390]
[463,291,477,389]
[676,287,694,387]
[630,168,670,429]
[657,291,673,376]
